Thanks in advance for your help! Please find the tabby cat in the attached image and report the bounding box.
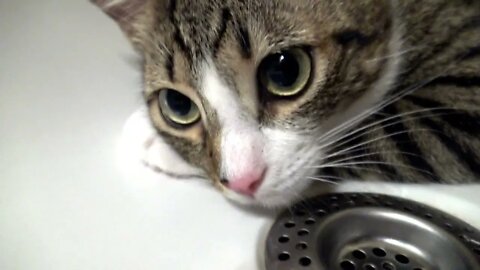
[93,0,480,207]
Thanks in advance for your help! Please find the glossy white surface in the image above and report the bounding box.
[1,1,479,270]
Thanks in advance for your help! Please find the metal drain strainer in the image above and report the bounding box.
[265,193,480,270]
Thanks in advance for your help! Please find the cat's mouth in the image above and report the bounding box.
[221,163,318,208]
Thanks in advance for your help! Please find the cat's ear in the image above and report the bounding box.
[92,0,147,47]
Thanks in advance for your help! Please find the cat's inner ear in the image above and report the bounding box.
[92,0,147,41]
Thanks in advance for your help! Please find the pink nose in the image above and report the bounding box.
[227,169,266,196]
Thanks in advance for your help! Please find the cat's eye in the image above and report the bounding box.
[158,89,200,127]
[258,48,312,97]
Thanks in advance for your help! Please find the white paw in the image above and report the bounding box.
[118,107,205,179]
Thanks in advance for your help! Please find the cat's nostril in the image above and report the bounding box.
[220,178,229,185]
[248,178,263,193]
[227,168,266,196]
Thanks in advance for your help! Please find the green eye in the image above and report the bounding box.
[258,48,312,97]
[158,89,200,126]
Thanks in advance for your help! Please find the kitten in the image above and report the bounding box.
[93,0,480,207]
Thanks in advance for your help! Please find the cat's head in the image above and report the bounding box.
[95,0,400,207]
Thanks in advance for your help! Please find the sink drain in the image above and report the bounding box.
[265,193,480,270]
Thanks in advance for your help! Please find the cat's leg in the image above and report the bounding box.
[118,107,205,179]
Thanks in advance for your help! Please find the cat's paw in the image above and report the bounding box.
[118,107,205,179]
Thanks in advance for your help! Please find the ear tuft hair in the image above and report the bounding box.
[92,0,147,39]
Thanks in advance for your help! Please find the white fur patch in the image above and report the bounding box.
[200,62,318,206]
[201,63,266,181]
[255,128,322,207]
[222,127,321,207]
[198,18,403,205]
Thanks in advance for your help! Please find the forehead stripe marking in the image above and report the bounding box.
[212,8,232,57]
[235,25,252,58]
[168,0,193,61]
[165,50,175,81]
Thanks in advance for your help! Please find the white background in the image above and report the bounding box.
[1,1,479,270]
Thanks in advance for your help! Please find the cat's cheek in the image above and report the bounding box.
[254,179,311,208]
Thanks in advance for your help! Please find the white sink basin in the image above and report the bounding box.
[0,1,478,269]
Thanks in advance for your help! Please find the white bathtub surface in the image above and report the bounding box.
[0,1,479,270]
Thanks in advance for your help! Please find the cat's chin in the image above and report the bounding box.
[223,184,311,209]
[224,179,340,209]
[224,192,296,209]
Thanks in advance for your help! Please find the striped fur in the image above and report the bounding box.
[322,0,480,183]
[95,0,480,206]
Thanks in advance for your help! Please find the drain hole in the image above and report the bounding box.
[424,213,433,219]
[278,252,290,261]
[295,209,306,216]
[296,242,308,250]
[298,229,309,236]
[394,254,409,264]
[364,265,376,270]
[278,235,289,243]
[284,221,295,228]
[340,260,356,270]
[316,209,327,216]
[299,257,312,266]
[305,218,316,225]
[372,248,387,257]
[465,227,474,233]
[444,223,453,230]
[381,262,395,270]
[352,250,367,260]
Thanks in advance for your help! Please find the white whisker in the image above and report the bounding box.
[366,46,424,63]
[319,150,425,166]
[306,176,340,185]
[324,128,436,160]
[318,161,436,179]
[317,108,462,155]
[314,76,442,148]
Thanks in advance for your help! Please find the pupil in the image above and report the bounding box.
[266,52,299,88]
[166,90,191,116]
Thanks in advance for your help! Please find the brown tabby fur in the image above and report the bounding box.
[94,0,480,189]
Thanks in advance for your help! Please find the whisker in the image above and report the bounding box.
[320,150,426,165]
[324,128,437,160]
[317,108,457,153]
[331,107,457,142]
[318,160,437,179]
[310,175,347,183]
[306,176,340,185]
[144,162,209,181]
[314,76,442,146]
[316,165,394,179]
[365,46,424,63]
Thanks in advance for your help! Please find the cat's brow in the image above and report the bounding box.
[167,0,193,67]
[165,51,175,81]
[212,8,251,59]
[212,8,232,57]
[234,24,252,59]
